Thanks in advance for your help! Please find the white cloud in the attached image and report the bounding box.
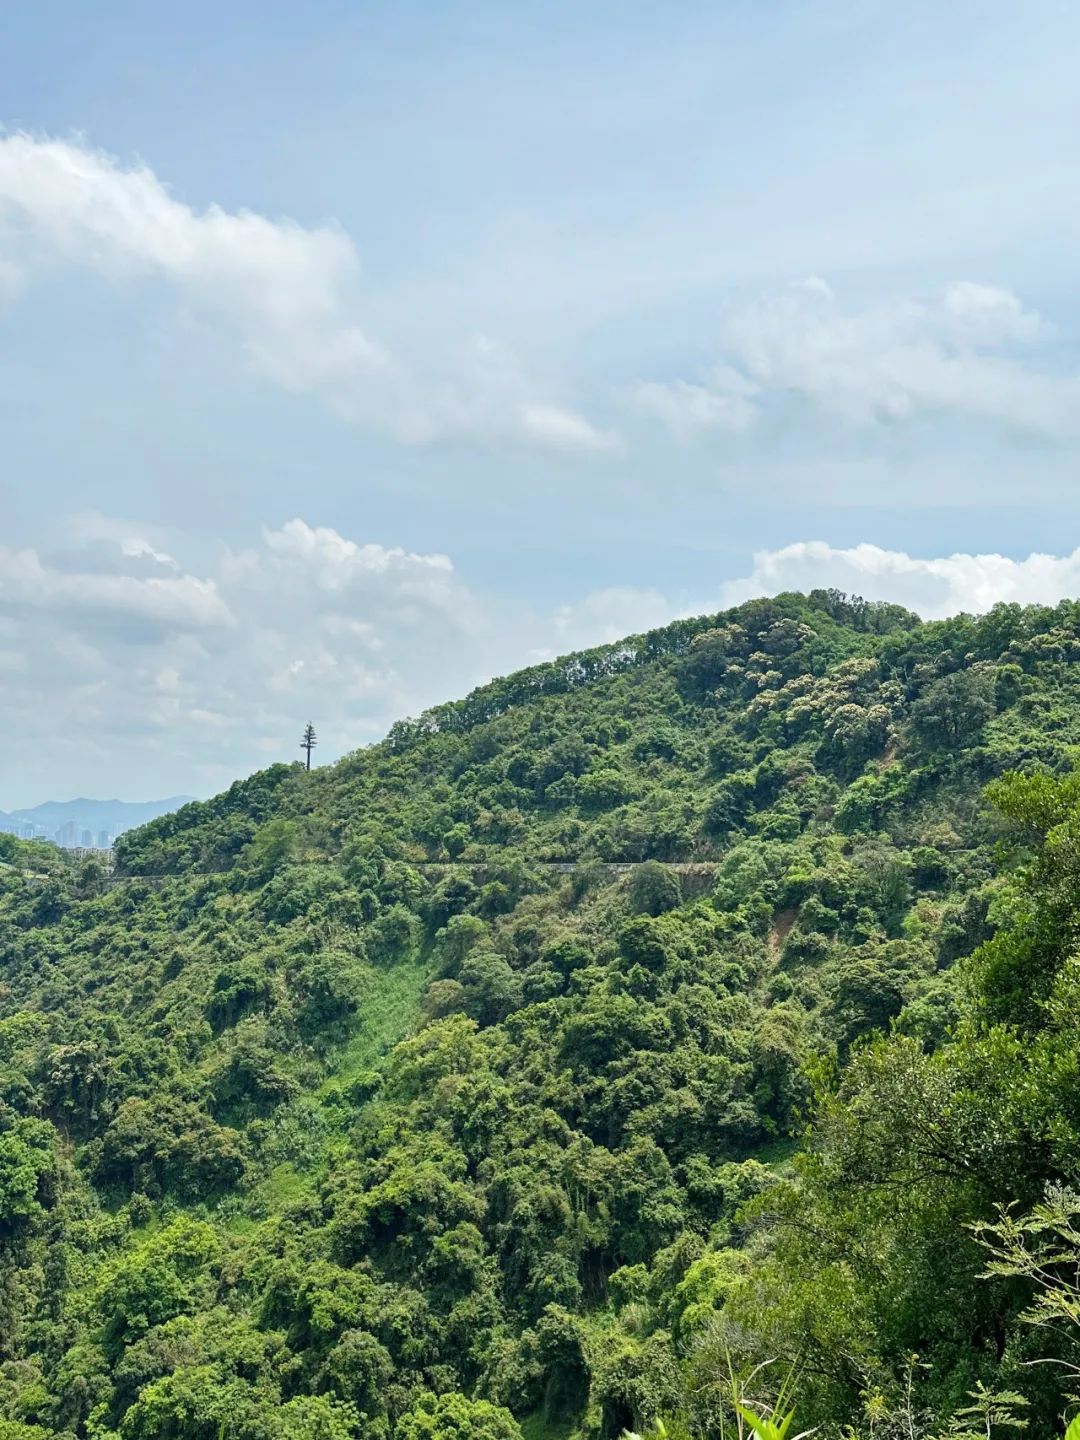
[0,545,231,631]
[0,134,612,455]
[546,585,684,650]
[519,403,619,454]
[940,281,1043,345]
[633,372,758,440]
[11,512,1080,803]
[637,278,1080,441]
[0,515,672,800]
[0,521,468,801]
[0,133,385,388]
[722,540,1080,619]
[259,518,455,583]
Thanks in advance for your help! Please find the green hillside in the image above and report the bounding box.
[4,588,1080,1440]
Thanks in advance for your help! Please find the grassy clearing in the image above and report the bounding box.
[320,949,433,1095]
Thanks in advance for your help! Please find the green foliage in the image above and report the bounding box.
[0,1117,54,1235]
[396,1392,522,1439]
[7,592,1080,1438]
[627,863,683,918]
[910,668,997,751]
[97,1218,220,1358]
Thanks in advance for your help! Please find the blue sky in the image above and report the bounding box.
[3,0,1080,804]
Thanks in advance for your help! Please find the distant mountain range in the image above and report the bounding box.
[0,796,195,842]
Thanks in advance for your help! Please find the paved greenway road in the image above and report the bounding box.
[92,860,723,889]
[1,858,722,891]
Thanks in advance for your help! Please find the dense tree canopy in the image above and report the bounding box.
[3,590,1080,1437]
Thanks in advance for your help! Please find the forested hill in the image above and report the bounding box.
[4,589,1080,1440]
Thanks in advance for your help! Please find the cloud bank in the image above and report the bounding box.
[722,540,1080,619]
[0,134,615,453]
[6,517,1080,804]
[0,517,664,803]
[5,135,1080,464]
[637,278,1080,441]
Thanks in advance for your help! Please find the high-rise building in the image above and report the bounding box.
[97,830,111,850]
[57,820,79,848]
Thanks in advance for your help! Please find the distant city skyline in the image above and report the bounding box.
[0,813,117,852]
[0,795,194,847]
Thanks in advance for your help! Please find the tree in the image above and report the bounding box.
[395,1392,522,1440]
[302,722,318,770]
[911,669,996,750]
[270,1395,361,1440]
[0,1117,55,1236]
[457,950,523,1025]
[244,816,299,875]
[628,862,683,917]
